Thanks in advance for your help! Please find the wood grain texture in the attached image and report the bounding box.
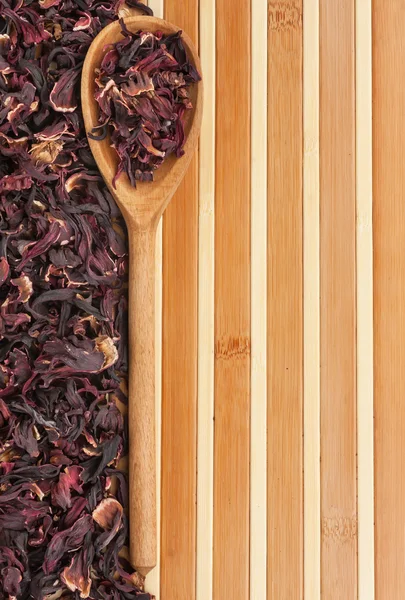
[356,1,375,598]
[213,0,251,597]
[267,2,303,599]
[320,1,357,597]
[303,0,320,597]
[160,1,199,598]
[373,2,405,597]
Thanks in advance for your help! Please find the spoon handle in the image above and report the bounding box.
[128,226,157,576]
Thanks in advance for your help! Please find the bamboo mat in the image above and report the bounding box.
[142,0,405,598]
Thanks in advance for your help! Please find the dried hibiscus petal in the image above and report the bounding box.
[93,496,123,529]
[2,566,22,597]
[51,465,83,510]
[49,70,81,114]
[0,257,10,286]
[10,275,33,303]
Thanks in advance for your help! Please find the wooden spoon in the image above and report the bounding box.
[82,16,202,576]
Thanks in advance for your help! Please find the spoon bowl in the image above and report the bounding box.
[82,15,202,576]
[82,16,202,227]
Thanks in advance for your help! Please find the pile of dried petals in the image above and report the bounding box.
[0,1,155,598]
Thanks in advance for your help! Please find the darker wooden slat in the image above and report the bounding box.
[267,2,304,599]
[213,0,251,597]
[161,2,199,598]
[320,1,357,597]
[373,2,405,597]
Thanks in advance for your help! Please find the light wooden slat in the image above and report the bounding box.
[213,0,251,596]
[250,0,267,598]
[141,1,163,596]
[373,2,405,597]
[196,0,215,597]
[303,0,320,598]
[267,3,303,598]
[356,1,374,598]
[320,1,357,597]
[160,168,198,594]
[161,1,199,598]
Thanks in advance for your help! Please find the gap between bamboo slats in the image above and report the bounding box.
[213,0,251,597]
[250,0,267,598]
[196,0,215,597]
[267,3,303,598]
[303,0,320,598]
[320,1,357,597]
[161,1,199,598]
[373,2,405,597]
[356,1,374,598]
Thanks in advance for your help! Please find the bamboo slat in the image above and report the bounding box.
[303,0,320,598]
[320,1,357,597]
[356,1,375,598]
[250,0,268,597]
[196,0,215,597]
[213,0,251,597]
[161,1,199,598]
[373,2,405,597]
[267,3,303,599]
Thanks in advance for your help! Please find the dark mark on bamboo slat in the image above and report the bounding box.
[214,336,251,360]
[268,2,302,31]
[322,515,358,542]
